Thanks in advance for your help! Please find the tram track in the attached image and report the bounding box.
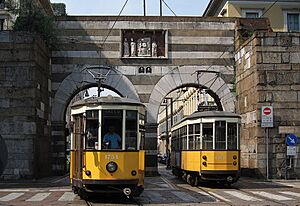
[84,197,143,206]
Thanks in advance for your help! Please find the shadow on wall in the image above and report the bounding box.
[0,135,8,176]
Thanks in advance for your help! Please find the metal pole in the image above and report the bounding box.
[160,0,162,16]
[266,128,269,180]
[170,98,173,127]
[97,79,101,97]
[143,0,146,16]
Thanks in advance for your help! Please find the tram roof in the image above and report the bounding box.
[71,96,144,107]
[173,110,241,127]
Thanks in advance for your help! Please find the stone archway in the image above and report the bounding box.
[51,65,140,174]
[147,66,235,124]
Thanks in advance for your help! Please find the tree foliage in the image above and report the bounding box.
[7,0,58,50]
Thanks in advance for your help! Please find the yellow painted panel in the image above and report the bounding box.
[70,151,74,183]
[201,151,239,171]
[82,151,142,181]
[138,150,145,185]
[181,151,201,172]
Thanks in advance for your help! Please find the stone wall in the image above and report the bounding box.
[236,32,300,178]
[0,31,51,179]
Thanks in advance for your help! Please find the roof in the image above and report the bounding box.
[203,0,223,17]
[71,96,144,108]
[173,110,241,127]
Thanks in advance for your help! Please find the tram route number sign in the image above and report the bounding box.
[261,106,273,128]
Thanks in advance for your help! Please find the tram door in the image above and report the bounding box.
[73,115,84,179]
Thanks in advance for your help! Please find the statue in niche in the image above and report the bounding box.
[130,38,136,57]
[138,38,151,56]
[152,41,157,57]
[123,38,129,57]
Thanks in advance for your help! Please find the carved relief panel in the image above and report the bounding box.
[121,30,167,58]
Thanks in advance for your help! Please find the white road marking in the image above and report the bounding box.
[49,188,71,192]
[279,191,300,198]
[224,191,262,201]
[251,191,294,201]
[0,189,30,192]
[171,191,198,202]
[58,192,77,201]
[0,193,24,201]
[26,192,51,201]
[208,191,231,202]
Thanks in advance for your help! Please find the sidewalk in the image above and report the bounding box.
[0,174,70,188]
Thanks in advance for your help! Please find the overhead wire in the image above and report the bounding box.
[162,0,177,16]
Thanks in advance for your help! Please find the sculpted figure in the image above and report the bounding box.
[130,38,136,57]
[123,38,129,57]
[152,41,157,57]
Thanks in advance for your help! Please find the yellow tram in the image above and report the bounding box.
[170,111,241,186]
[70,96,145,198]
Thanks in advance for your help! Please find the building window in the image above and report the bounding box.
[284,11,300,32]
[242,9,262,18]
[0,19,4,31]
[287,13,299,32]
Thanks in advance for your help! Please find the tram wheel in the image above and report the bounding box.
[78,188,89,200]
[72,186,79,194]
[187,174,196,186]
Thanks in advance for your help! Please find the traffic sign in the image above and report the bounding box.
[286,134,298,146]
[261,106,273,128]
[287,146,297,156]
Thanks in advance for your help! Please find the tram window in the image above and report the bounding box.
[102,110,123,150]
[202,123,213,150]
[195,124,201,150]
[228,123,238,150]
[215,121,226,150]
[126,110,138,150]
[85,110,99,150]
[188,124,199,150]
[181,126,187,150]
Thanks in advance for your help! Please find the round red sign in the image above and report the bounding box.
[263,107,271,115]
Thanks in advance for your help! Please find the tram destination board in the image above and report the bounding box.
[261,106,273,128]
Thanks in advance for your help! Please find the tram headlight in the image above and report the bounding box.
[233,161,237,166]
[202,162,207,166]
[233,155,237,160]
[85,170,91,176]
[106,161,118,173]
[131,170,137,176]
[202,155,207,160]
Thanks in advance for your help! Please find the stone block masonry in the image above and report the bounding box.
[0,32,51,180]
[236,32,300,178]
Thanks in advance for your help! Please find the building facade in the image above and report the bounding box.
[203,0,300,32]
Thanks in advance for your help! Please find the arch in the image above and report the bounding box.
[147,66,235,123]
[51,65,140,122]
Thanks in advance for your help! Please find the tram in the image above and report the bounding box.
[170,110,241,186]
[69,96,145,198]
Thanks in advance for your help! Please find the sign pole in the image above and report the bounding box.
[265,127,269,180]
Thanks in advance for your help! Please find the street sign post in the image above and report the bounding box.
[261,106,273,128]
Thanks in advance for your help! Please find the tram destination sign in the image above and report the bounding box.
[261,106,273,128]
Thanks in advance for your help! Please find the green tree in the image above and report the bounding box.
[7,0,58,49]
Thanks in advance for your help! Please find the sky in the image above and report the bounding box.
[50,0,210,16]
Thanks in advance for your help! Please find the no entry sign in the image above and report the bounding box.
[261,106,273,128]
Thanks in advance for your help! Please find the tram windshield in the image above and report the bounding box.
[102,110,123,150]
[172,120,239,151]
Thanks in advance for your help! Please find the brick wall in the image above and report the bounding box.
[236,32,300,178]
[0,31,51,179]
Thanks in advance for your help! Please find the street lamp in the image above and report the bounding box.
[162,97,173,169]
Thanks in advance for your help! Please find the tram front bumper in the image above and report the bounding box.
[200,170,240,183]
